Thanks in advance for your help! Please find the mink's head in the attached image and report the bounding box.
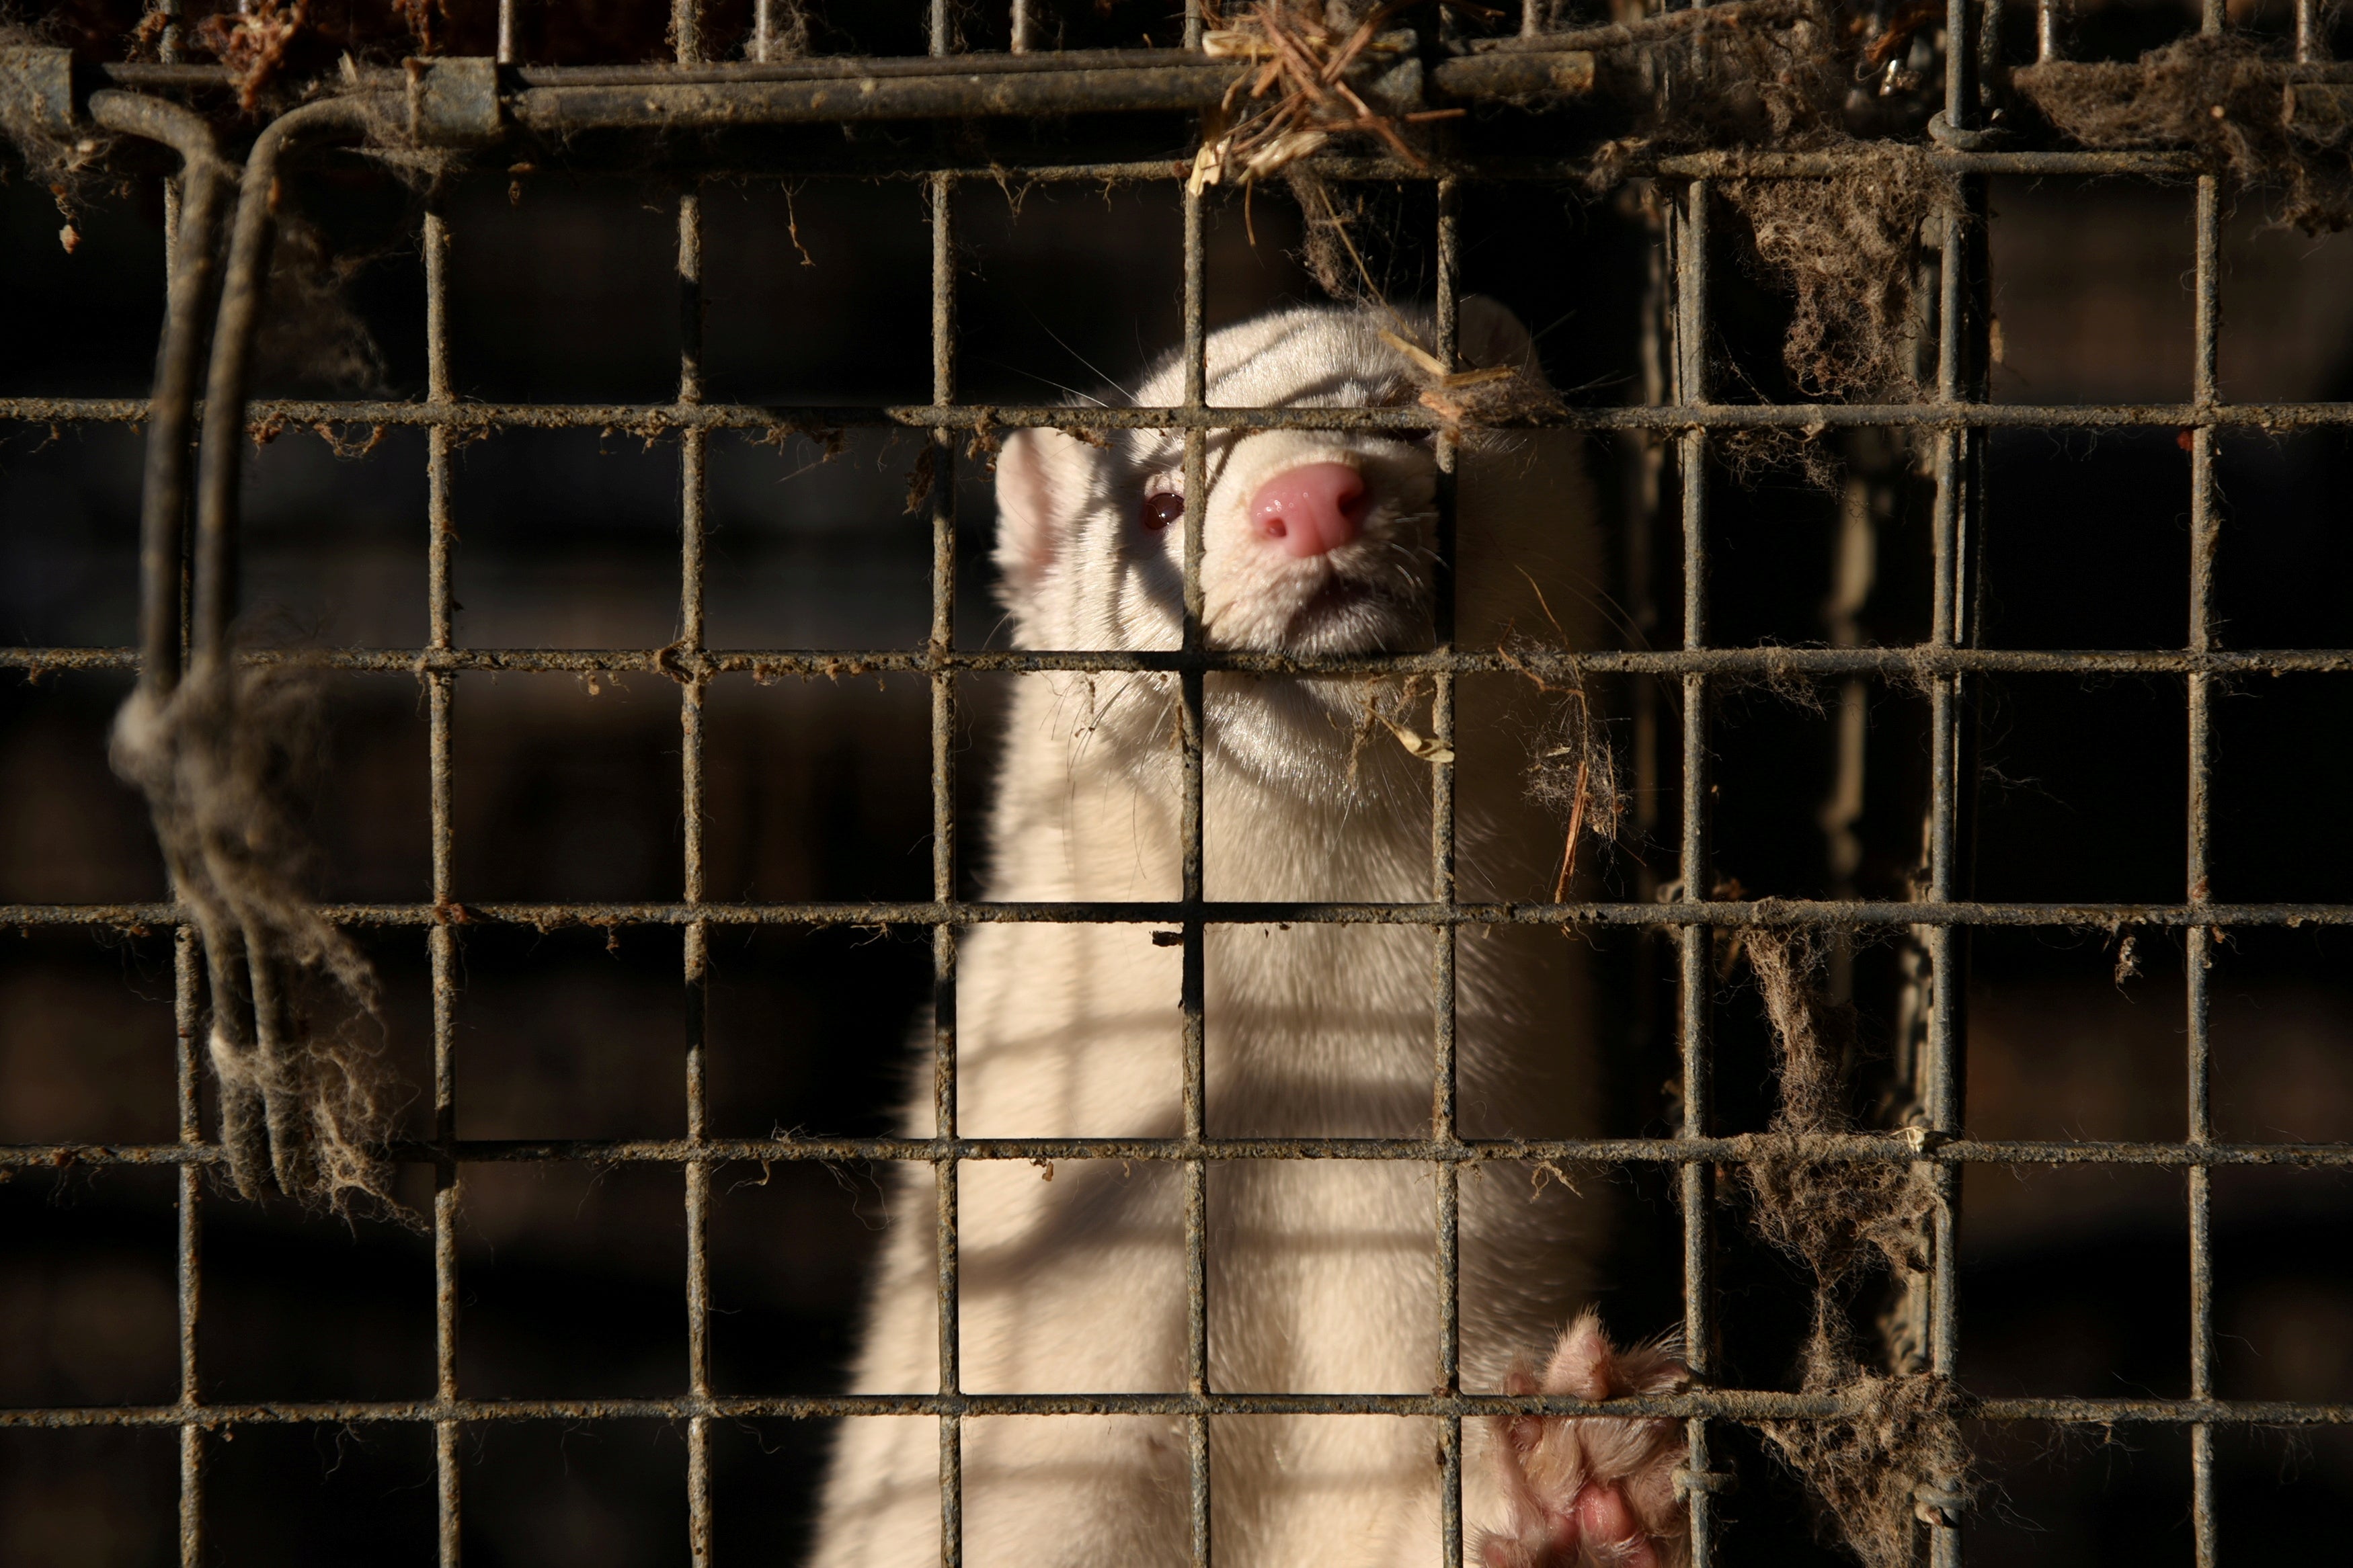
[992,299,1542,657]
[990,300,1549,794]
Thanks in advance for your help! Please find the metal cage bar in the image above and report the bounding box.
[21,1383,2350,1426]
[173,923,202,1568]
[1922,0,1993,1551]
[1670,161,1722,1567]
[14,1129,2353,1171]
[926,11,967,1568]
[11,893,2353,932]
[1429,171,1466,1568]
[2186,149,2225,1568]
[1178,67,1213,1568]
[424,183,465,1567]
[678,177,719,1568]
[18,392,2353,434]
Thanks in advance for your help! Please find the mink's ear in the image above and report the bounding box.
[1457,294,1545,382]
[993,427,1099,630]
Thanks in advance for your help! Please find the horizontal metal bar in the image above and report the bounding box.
[507,48,1271,87]
[6,1391,2349,1429]
[6,897,2347,931]
[9,396,2350,433]
[505,69,1241,131]
[11,1134,2352,1171]
[1652,149,2201,177]
[0,134,2208,190]
[65,60,2221,181]
[7,646,2352,679]
[493,48,1590,132]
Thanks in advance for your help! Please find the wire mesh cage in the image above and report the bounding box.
[5,1,2353,1564]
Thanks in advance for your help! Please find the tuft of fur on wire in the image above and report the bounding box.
[112,664,407,1220]
[2016,34,2353,236]
[0,24,118,239]
[1737,928,1967,1568]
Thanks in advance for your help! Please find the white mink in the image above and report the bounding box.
[810,301,1687,1568]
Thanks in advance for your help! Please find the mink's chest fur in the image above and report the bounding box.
[809,304,1669,1568]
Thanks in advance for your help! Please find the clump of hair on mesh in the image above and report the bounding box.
[1710,147,1952,489]
[253,212,391,393]
[2016,33,2353,235]
[1576,1,1952,485]
[1724,146,1955,405]
[111,661,409,1223]
[1737,927,1968,1568]
[0,22,120,243]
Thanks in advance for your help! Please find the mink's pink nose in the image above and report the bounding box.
[1250,462,1369,559]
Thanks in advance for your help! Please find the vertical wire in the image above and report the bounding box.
[158,32,204,1552]
[1975,0,2002,121]
[1011,0,1031,52]
[1628,196,1669,1123]
[926,6,964,1544]
[754,0,772,62]
[1429,175,1464,1568]
[496,0,516,63]
[1921,399,1966,1568]
[163,10,197,684]
[676,175,716,1568]
[2186,167,2222,1568]
[2035,0,2057,62]
[157,0,184,276]
[1672,173,1717,1568]
[423,193,464,1568]
[173,923,202,1568]
[1945,0,1975,126]
[1925,15,1991,1546]
[2296,0,2325,60]
[1180,165,1213,1568]
[668,19,712,1553]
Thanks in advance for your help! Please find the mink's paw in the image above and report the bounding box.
[1476,1311,1691,1568]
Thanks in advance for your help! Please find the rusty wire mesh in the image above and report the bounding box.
[4,0,2353,1565]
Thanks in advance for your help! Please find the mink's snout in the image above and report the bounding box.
[1250,461,1369,558]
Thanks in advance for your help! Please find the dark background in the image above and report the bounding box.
[7,0,2353,1564]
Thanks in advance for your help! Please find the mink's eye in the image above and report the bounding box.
[1140,492,1185,532]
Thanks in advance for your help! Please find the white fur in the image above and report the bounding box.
[810,302,1607,1568]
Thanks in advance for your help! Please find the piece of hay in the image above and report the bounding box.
[197,0,311,112]
[1737,928,1966,1568]
[112,663,406,1219]
[2015,34,2353,235]
[1193,0,1464,190]
[1504,638,1626,900]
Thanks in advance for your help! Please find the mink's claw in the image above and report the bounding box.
[1476,1311,1693,1568]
